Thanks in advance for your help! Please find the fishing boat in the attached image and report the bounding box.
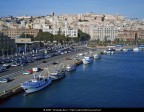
[21,68,52,94]
[49,63,65,80]
[82,56,93,64]
[122,48,128,52]
[133,47,140,52]
[93,53,101,59]
[49,69,65,80]
[65,63,76,72]
[106,48,115,54]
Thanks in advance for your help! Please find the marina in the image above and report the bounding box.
[1,49,144,108]
[1,0,144,110]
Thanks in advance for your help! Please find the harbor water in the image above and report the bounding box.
[1,51,144,108]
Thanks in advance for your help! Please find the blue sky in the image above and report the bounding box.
[0,0,144,19]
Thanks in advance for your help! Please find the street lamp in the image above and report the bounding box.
[24,28,27,54]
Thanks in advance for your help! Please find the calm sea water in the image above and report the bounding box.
[1,51,144,108]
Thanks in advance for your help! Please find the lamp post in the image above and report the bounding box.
[24,28,27,54]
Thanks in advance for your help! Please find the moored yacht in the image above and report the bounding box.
[106,48,115,54]
[122,48,128,52]
[93,53,101,59]
[65,64,76,72]
[133,47,140,52]
[82,56,93,64]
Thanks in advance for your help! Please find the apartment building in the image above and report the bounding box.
[118,29,144,41]
[0,29,39,39]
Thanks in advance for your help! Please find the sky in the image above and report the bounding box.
[0,0,144,19]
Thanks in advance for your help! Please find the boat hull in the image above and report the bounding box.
[50,72,65,81]
[21,79,52,94]
[66,66,76,72]
[93,54,101,59]
[82,58,93,64]
[133,48,140,52]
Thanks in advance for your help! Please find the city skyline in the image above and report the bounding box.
[0,0,144,19]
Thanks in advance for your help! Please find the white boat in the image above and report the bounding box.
[133,47,140,52]
[21,68,52,94]
[115,47,122,51]
[106,48,115,54]
[122,48,128,52]
[93,53,101,59]
[65,64,76,72]
[49,69,65,80]
[82,56,93,64]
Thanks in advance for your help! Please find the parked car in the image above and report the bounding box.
[42,60,47,63]
[0,66,7,73]
[0,78,10,83]
[52,62,58,65]
[23,69,33,75]
[3,63,11,69]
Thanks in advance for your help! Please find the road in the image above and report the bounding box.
[0,47,87,79]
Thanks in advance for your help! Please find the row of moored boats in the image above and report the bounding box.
[82,53,101,64]
[21,63,77,94]
[21,52,101,94]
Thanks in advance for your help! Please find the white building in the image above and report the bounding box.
[92,26,119,41]
[43,28,78,37]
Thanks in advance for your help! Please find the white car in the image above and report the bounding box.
[0,78,10,83]
[23,71,30,75]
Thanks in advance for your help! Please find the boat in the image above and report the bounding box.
[106,48,115,54]
[133,47,140,52]
[138,45,144,50]
[49,69,65,80]
[82,56,93,64]
[127,48,132,51]
[93,53,101,59]
[49,63,65,80]
[122,48,128,52]
[21,68,52,94]
[65,63,76,72]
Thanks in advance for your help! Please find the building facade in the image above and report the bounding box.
[0,33,15,56]
[0,29,39,39]
[92,26,119,41]
[118,30,137,41]
[118,29,144,41]
[43,28,78,37]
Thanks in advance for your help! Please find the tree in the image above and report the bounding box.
[78,29,91,41]
[34,32,53,43]
[20,33,34,40]
[114,38,120,44]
